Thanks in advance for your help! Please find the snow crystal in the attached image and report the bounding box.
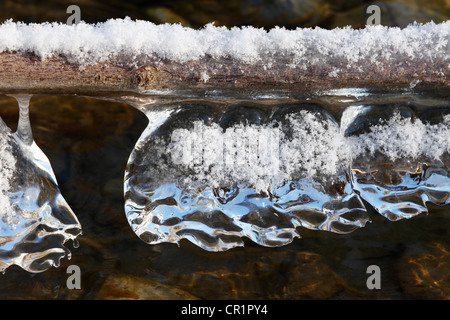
[349,113,450,162]
[422,114,450,161]
[170,121,283,192]
[0,120,17,226]
[0,18,447,67]
[168,111,349,192]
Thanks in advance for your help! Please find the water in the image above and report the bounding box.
[0,89,448,299]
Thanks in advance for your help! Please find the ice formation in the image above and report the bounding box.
[0,117,16,226]
[124,104,368,250]
[123,100,449,251]
[0,95,81,273]
[348,113,450,162]
[0,92,448,256]
[344,106,450,220]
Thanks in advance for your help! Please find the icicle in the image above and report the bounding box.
[14,94,33,146]
[0,94,82,273]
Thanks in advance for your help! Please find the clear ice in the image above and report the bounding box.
[124,103,367,251]
[0,95,81,273]
[344,106,450,221]
[124,100,449,251]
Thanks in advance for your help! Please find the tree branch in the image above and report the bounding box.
[0,51,448,99]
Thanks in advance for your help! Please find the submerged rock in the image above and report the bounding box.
[238,0,331,28]
[165,250,345,299]
[395,241,450,299]
[96,274,200,300]
[145,7,191,26]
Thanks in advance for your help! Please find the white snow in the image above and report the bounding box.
[349,113,450,162]
[0,18,448,67]
[0,120,17,227]
[167,111,449,191]
[168,111,349,191]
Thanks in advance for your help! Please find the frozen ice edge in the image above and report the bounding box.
[0,18,448,67]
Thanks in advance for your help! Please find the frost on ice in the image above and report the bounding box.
[0,118,16,226]
[168,109,350,192]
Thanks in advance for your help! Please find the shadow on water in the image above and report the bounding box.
[0,94,448,300]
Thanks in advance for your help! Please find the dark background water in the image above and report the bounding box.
[0,0,449,300]
[1,0,449,28]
